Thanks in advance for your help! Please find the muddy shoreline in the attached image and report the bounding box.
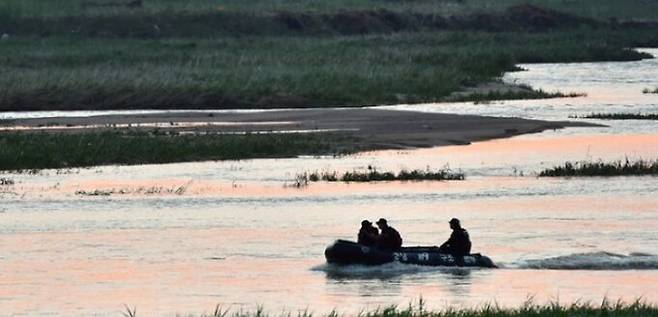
[4,108,602,150]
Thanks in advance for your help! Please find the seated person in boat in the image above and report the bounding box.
[439,218,472,259]
[375,218,402,250]
[357,219,379,246]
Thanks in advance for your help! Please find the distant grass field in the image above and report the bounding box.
[0,131,360,170]
[0,0,656,112]
[0,29,652,111]
[3,0,658,19]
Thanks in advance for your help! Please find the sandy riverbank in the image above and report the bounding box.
[3,108,601,150]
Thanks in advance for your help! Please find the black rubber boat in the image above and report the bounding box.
[325,240,497,268]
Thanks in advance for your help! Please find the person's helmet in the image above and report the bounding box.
[361,220,372,226]
[376,218,388,226]
[449,218,460,225]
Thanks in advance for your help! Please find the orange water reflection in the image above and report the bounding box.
[3,130,658,315]
[363,133,658,165]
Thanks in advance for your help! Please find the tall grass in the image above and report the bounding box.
[0,131,358,170]
[539,158,658,177]
[2,0,658,19]
[571,113,658,120]
[448,89,585,103]
[297,166,464,184]
[0,1,656,111]
[122,299,658,317]
[0,29,651,111]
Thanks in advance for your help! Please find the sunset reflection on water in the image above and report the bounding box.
[3,51,658,316]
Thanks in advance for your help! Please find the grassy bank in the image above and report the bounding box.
[296,166,464,185]
[0,4,612,38]
[125,300,658,317]
[4,0,658,20]
[0,131,360,170]
[0,30,652,111]
[0,1,657,111]
[572,113,658,120]
[539,159,658,177]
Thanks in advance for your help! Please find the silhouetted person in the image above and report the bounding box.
[357,220,379,246]
[439,218,472,266]
[376,218,402,250]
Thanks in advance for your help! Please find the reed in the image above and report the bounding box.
[125,299,658,317]
[643,87,658,94]
[3,0,658,20]
[448,89,585,103]
[539,158,658,177]
[0,131,359,170]
[0,29,651,112]
[1,0,656,112]
[571,113,658,120]
[298,166,464,183]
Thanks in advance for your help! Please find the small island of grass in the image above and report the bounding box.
[571,113,658,120]
[295,166,464,185]
[448,87,585,104]
[0,131,360,171]
[0,177,15,185]
[539,159,658,177]
[642,87,658,94]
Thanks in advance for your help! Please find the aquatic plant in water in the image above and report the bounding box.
[297,166,464,183]
[570,113,658,120]
[642,87,658,94]
[539,158,658,177]
[450,88,585,104]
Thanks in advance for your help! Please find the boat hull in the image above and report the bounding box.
[324,240,497,268]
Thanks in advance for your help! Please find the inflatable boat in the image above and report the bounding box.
[325,240,497,268]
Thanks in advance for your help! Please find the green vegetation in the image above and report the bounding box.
[571,113,658,120]
[0,30,651,111]
[0,131,361,170]
[0,1,656,111]
[4,0,658,20]
[296,166,464,185]
[539,158,658,177]
[643,87,658,94]
[448,89,585,104]
[75,183,191,196]
[127,299,658,317]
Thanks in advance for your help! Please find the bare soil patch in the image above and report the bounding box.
[5,108,602,150]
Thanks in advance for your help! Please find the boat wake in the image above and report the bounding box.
[515,251,658,270]
[314,251,658,276]
[311,262,474,279]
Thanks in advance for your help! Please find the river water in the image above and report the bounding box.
[1,49,658,317]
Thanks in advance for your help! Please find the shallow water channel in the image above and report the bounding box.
[1,49,658,316]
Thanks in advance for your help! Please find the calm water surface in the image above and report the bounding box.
[1,49,658,316]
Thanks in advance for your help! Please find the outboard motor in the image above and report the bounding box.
[472,254,498,268]
[325,240,393,265]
